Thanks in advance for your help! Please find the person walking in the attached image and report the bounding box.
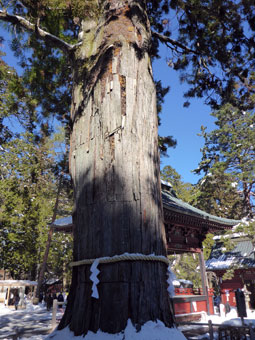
[57,292,64,308]
[46,293,53,311]
[14,294,20,310]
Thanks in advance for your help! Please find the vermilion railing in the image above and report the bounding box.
[174,287,214,296]
[174,287,215,315]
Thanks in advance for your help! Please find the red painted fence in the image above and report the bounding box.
[173,287,214,316]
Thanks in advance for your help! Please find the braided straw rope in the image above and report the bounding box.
[69,253,170,268]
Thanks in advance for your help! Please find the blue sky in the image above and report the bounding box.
[1,29,216,185]
[154,45,216,184]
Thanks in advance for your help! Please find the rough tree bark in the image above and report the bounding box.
[58,0,174,336]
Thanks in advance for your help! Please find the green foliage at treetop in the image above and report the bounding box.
[0,0,254,160]
[191,168,243,219]
[195,104,255,218]
[0,53,38,144]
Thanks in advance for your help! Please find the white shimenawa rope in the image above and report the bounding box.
[69,253,175,300]
[69,253,170,267]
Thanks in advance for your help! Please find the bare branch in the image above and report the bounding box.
[0,10,79,54]
[152,30,198,55]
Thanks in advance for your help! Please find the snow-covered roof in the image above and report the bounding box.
[213,232,246,240]
[173,279,193,287]
[45,278,61,285]
[53,216,72,226]
[206,238,255,270]
[52,216,73,232]
[0,280,37,286]
[161,180,173,188]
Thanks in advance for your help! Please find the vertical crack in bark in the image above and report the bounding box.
[109,135,115,162]
[119,75,126,117]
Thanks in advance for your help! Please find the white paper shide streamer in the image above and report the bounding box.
[90,259,100,299]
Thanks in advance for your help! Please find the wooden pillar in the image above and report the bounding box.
[52,299,58,330]
[63,262,67,291]
[198,251,210,315]
[20,286,25,308]
[6,286,10,307]
[32,285,38,304]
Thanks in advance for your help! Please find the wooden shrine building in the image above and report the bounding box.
[206,233,255,309]
[161,181,239,319]
[161,181,238,254]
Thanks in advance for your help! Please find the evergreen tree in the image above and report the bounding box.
[192,166,243,219]
[202,233,215,261]
[195,104,255,218]
[156,81,177,156]
[0,130,73,280]
[161,165,195,202]
[0,132,54,278]
[0,53,38,144]
[169,253,201,288]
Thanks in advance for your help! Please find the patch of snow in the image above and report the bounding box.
[3,294,255,340]
[200,177,206,185]
[167,266,176,297]
[0,280,37,286]
[213,232,246,240]
[161,179,172,188]
[47,319,187,340]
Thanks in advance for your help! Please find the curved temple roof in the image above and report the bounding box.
[162,190,240,227]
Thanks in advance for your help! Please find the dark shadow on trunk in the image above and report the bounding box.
[58,167,175,336]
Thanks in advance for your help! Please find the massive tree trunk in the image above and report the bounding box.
[59,1,174,335]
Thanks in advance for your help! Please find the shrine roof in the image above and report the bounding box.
[51,216,73,232]
[53,216,72,227]
[206,237,255,270]
[162,189,239,227]
[0,280,37,287]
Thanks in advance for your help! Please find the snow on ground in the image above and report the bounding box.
[208,307,255,327]
[1,301,255,340]
[47,320,186,340]
[0,302,186,340]
[179,307,255,340]
[0,300,62,340]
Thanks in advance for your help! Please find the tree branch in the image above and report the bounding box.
[152,30,198,55]
[0,10,80,54]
